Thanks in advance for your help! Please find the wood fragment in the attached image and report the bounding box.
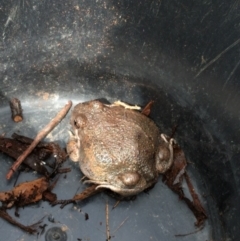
[184,172,207,227]
[112,200,121,210]
[52,184,101,208]
[106,201,110,241]
[0,137,50,176]
[42,191,57,203]
[12,132,68,164]
[162,139,207,227]
[0,208,42,234]
[9,98,23,122]
[0,177,51,208]
[0,134,67,178]
[112,217,129,234]
[141,100,154,116]
[175,226,204,237]
[12,133,41,146]
[73,184,102,202]
[6,100,72,180]
[55,167,71,174]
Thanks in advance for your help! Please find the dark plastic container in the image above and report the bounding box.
[0,1,239,240]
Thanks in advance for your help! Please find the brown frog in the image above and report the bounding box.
[67,100,175,196]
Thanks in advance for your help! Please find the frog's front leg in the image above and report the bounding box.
[66,130,80,162]
[156,134,176,173]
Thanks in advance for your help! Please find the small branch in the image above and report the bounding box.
[52,199,75,209]
[52,184,101,208]
[6,100,72,180]
[112,200,121,210]
[9,98,23,122]
[184,172,207,227]
[0,208,42,234]
[55,167,71,174]
[112,217,129,234]
[73,184,101,202]
[106,201,110,241]
[141,100,154,116]
[175,226,204,237]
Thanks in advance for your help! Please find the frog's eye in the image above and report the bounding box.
[73,114,87,129]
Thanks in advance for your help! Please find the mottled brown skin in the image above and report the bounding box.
[67,100,173,196]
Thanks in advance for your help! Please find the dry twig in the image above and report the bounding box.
[9,98,23,122]
[0,208,42,234]
[0,177,57,208]
[6,100,72,180]
[112,217,129,234]
[162,138,207,227]
[141,100,154,116]
[106,201,110,241]
[53,184,101,208]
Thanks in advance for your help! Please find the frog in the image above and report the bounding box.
[67,100,175,197]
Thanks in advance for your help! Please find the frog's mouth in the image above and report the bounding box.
[83,179,157,197]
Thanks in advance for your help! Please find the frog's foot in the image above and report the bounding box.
[66,130,80,162]
[110,100,141,110]
[156,134,176,173]
[80,176,88,182]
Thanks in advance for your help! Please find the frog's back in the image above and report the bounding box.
[85,102,160,174]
